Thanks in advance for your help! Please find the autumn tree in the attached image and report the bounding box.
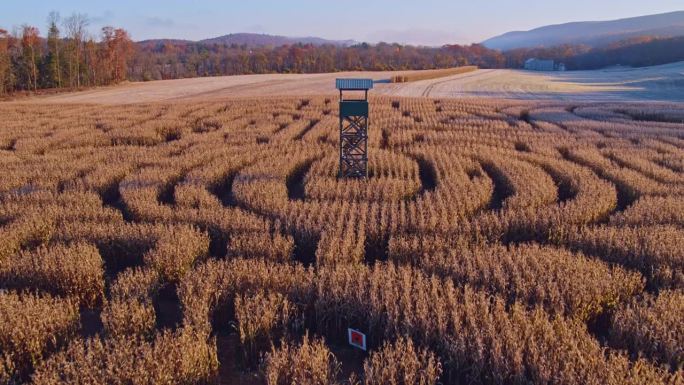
[101,26,115,83]
[0,29,11,94]
[46,12,62,88]
[63,13,88,88]
[101,26,134,83]
[20,25,40,91]
[84,37,99,86]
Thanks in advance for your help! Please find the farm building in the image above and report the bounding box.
[524,58,565,71]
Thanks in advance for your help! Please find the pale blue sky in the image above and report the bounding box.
[1,1,683,45]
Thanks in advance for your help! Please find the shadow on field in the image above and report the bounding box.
[287,159,317,201]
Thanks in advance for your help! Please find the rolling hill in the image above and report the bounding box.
[139,33,355,47]
[200,33,355,46]
[482,11,684,50]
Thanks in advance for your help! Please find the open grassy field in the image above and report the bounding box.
[390,66,478,83]
[16,61,684,104]
[1,94,683,384]
[384,62,684,101]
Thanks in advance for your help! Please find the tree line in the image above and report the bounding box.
[2,11,684,95]
[505,35,684,70]
[0,12,133,95]
[0,12,509,94]
[129,41,506,81]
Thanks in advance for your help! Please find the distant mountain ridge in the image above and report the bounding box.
[139,33,355,47]
[482,11,684,50]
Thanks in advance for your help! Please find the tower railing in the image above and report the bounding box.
[336,78,373,178]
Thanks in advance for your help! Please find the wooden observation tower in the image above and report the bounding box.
[336,78,373,178]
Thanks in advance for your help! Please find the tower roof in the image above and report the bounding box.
[336,78,374,91]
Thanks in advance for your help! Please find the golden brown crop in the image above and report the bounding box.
[388,238,644,320]
[0,212,54,261]
[0,292,79,383]
[143,225,209,283]
[363,337,441,385]
[0,354,13,385]
[610,196,684,227]
[610,290,684,370]
[1,97,683,384]
[102,268,161,338]
[234,290,298,367]
[31,329,218,385]
[264,335,340,385]
[559,225,684,289]
[0,242,105,307]
[178,258,313,336]
[228,232,294,262]
[391,66,477,83]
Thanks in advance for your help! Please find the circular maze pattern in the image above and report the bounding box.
[0,97,683,384]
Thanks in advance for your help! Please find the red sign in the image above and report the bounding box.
[348,328,366,351]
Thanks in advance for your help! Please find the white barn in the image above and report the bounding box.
[524,58,557,71]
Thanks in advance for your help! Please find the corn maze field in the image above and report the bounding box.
[0,96,683,385]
